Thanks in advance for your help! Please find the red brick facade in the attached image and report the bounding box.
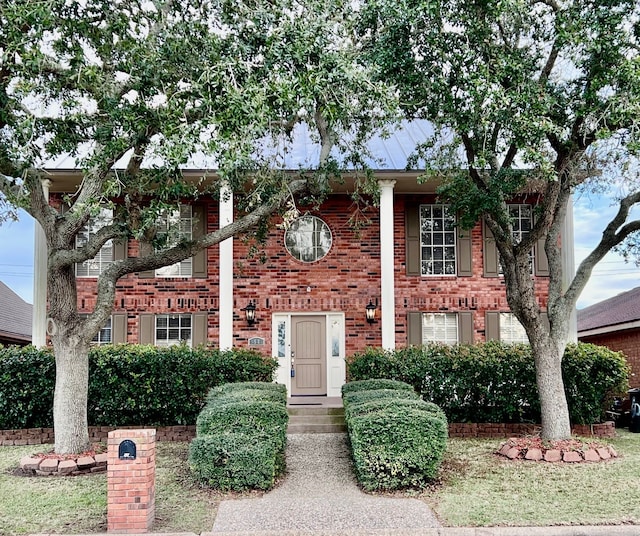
[107,429,156,533]
[580,330,640,387]
[62,191,550,355]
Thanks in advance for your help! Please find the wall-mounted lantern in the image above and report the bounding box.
[242,301,257,326]
[365,300,377,324]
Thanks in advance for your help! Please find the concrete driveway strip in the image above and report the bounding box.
[209,433,441,534]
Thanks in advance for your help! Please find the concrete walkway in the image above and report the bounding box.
[209,433,441,535]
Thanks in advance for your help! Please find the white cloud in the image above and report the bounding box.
[573,193,640,309]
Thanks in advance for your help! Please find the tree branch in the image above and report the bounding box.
[567,191,640,306]
[91,177,310,320]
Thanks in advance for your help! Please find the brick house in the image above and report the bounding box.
[37,122,559,397]
[0,281,32,346]
[578,287,640,387]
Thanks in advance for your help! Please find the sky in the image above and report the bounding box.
[0,194,638,309]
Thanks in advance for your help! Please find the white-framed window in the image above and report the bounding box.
[420,204,456,275]
[155,314,192,347]
[284,215,332,263]
[156,205,193,277]
[499,312,528,344]
[92,316,112,345]
[422,312,459,345]
[76,208,113,277]
[79,314,113,345]
[500,204,534,274]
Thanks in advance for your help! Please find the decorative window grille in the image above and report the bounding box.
[285,215,332,263]
[156,205,193,277]
[155,314,192,347]
[420,205,456,275]
[76,208,113,277]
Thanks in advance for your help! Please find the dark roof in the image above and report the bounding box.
[0,281,32,344]
[577,286,640,333]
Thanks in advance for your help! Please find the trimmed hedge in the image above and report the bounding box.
[345,398,446,422]
[341,378,416,396]
[189,382,288,491]
[189,432,278,491]
[0,345,55,429]
[347,342,629,425]
[205,382,287,406]
[342,388,420,409]
[343,379,448,491]
[0,344,278,430]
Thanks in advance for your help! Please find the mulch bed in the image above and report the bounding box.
[497,436,619,463]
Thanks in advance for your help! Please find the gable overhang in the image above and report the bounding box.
[43,168,441,195]
[578,320,640,338]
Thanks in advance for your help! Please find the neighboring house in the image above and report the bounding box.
[0,281,32,346]
[578,287,640,386]
[36,121,562,397]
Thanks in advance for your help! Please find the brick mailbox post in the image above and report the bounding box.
[107,429,156,533]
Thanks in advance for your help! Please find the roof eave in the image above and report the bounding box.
[578,319,640,338]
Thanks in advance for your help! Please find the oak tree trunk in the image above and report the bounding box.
[52,333,92,455]
[531,336,572,440]
[48,256,93,455]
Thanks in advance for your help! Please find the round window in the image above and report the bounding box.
[284,215,332,263]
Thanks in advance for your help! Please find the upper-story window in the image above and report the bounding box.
[503,204,534,274]
[285,215,332,263]
[420,204,457,276]
[156,205,193,277]
[483,203,549,278]
[76,208,113,277]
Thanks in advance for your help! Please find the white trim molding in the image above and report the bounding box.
[379,179,396,350]
[219,184,234,350]
[32,179,50,348]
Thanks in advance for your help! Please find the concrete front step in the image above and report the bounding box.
[287,406,346,434]
[287,406,345,416]
[287,422,347,434]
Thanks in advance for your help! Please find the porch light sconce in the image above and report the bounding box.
[243,301,257,326]
[365,300,377,324]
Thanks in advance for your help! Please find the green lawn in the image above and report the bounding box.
[425,430,640,527]
[1,432,638,534]
[0,442,218,535]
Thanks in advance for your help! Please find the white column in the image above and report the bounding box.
[32,179,50,348]
[379,179,396,350]
[563,194,577,342]
[219,184,234,350]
